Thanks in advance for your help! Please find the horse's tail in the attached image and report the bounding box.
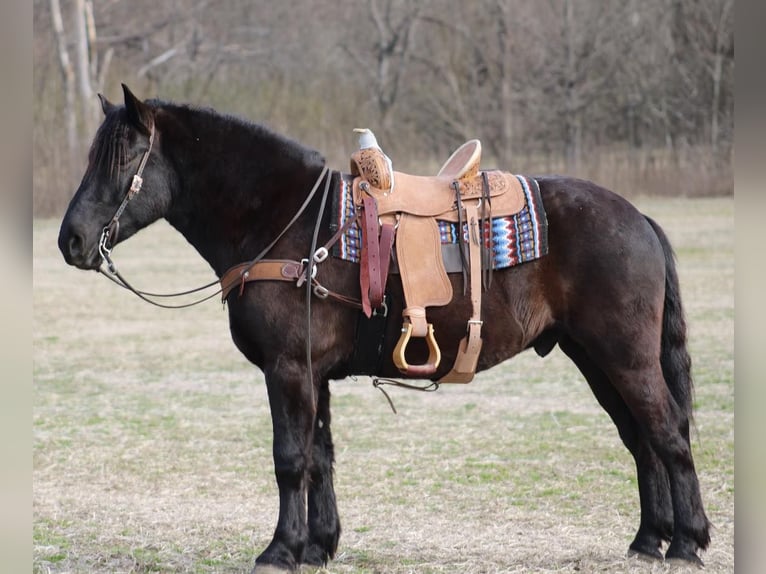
[645,216,694,419]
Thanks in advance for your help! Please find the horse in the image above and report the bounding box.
[58,84,710,572]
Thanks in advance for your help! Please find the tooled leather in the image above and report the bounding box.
[350,148,391,191]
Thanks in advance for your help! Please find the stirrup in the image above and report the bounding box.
[393,320,441,377]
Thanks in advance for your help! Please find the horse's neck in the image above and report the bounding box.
[162,116,326,276]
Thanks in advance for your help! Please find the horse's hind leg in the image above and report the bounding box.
[303,378,341,566]
[583,334,710,564]
[559,335,672,560]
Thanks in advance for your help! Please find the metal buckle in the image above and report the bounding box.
[373,300,388,317]
[313,247,328,263]
[98,226,116,273]
[297,259,318,287]
[98,226,112,257]
[313,285,329,299]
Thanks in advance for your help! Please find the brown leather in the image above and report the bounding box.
[438,201,484,383]
[350,138,528,380]
[220,260,301,300]
[220,259,362,309]
[350,147,392,191]
[437,139,481,180]
[377,222,395,303]
[353,171,524,219]
[396,214,453,312]
[360,196,379,317]
[359,197,395,317]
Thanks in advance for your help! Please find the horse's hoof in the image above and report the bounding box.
[665,550,705,568]
[627,545,664,562]
[301,543,329,567]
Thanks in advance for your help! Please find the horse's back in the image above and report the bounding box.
[537,175,665,293]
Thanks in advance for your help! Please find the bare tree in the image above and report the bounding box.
[49,0,78,161]
[49,0,113,151]
[340,0,425,138]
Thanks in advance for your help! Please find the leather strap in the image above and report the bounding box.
[219,259,361,309]
[453,180,469,295]
[220,260,305,300]
[440,200,484,383]
[376,222,395,303]
[481,171,493,290]
[360,195,378,317]
[359,195,394,317]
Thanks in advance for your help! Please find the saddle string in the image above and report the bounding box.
[452,180,469,295]
[371,377,441,414]
[481,171,493,290]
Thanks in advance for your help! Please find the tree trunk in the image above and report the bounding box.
[50,0,78,162]
[74,0,99,139]
[563,0,580,172]
[495,1,512,164]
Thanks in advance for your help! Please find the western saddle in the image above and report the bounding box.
[350,129,526,383]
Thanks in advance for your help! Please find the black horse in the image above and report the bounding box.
[58,85,710,571]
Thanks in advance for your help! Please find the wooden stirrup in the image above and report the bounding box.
[393,320,441,377]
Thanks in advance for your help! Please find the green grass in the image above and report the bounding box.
[33,196,733,573]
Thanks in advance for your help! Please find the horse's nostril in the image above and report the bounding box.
[68,233,84,257]
[59,226,88,265]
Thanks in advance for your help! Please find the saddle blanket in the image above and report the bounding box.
[331,173,548,270]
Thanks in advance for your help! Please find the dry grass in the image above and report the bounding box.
[33,196,733,573]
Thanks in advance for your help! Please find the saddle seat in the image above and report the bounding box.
[350,133,527,383]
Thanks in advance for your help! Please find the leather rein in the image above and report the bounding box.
[96,125,358,310]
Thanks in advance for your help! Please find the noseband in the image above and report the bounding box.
[98,123,156,272]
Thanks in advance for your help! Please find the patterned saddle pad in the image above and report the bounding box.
[331,173,548,271]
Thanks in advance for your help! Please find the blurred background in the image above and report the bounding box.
[33,0,733,217]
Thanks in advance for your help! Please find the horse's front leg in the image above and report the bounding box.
[254,364,317,573]
[304,377,340,566]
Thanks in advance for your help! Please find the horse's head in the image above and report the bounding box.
[59,84,173,270]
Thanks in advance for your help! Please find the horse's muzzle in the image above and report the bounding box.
[58,224,101,270]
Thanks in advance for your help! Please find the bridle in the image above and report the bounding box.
[95,122,225,308]
[96,121,332,309]
[98,123,156,271]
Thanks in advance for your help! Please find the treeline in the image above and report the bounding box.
[34,0,733,216]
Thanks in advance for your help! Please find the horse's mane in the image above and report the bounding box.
[152,99,326,172]
[89,98,325,195]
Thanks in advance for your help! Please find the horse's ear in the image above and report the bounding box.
[121,83,154,134]
[98,93,116,116]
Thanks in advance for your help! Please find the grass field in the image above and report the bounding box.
[33,197,733,573]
